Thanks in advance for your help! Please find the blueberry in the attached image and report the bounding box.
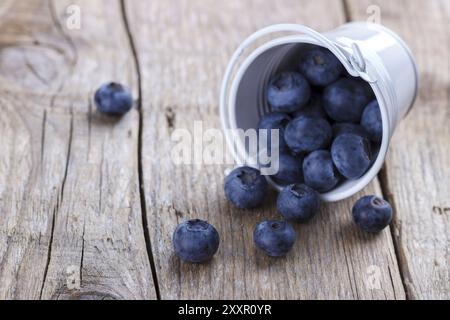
[271,153,303,185]
[253,220,296,257]
[323,78,373,123]
[361,100,383,143]
[284,116,332,155]
[332,123,369,139]
[292,93,327,119]
[299,47,344,86]
[267,72,311,113]
[276,184,320,223]
[352,196,393,233]
[94,82,133,116]
[173,219,220,263]
[258,112,291,153]
[331,133,372,179]
[303,150,340,193]
[224,166,268,209]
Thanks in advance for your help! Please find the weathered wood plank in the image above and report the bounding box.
[0,0,156,299]
[126,0,405,299]
[346,0,450,300]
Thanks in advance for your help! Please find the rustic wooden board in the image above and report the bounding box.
[346,0,450,300]
[2,0,446,301]
[125,0,405,299]
[0,0,156,299]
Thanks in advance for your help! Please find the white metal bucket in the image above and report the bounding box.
[220,22,418,202]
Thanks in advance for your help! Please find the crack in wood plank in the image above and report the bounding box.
[39,108,73,298]
[40,110,47,168]
[120,0,161,300]
[378,165,411,299]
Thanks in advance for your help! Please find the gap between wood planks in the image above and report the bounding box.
[120,0,161,300]
[341,0,410,299]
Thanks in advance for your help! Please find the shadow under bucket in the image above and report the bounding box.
[220,22,418,202]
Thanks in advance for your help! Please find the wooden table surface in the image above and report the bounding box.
[0,0,448,300]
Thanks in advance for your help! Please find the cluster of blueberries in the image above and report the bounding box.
[171,46,393,263]
[92,47,393,264]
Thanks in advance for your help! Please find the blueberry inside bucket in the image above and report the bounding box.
[259,44,382,195]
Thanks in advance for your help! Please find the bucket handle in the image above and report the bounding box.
[221,24,372,101]
[220,24,374,135]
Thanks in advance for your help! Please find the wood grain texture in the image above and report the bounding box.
[0,0,156,299]
[125,0,405,299]
[346,0,450,300]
